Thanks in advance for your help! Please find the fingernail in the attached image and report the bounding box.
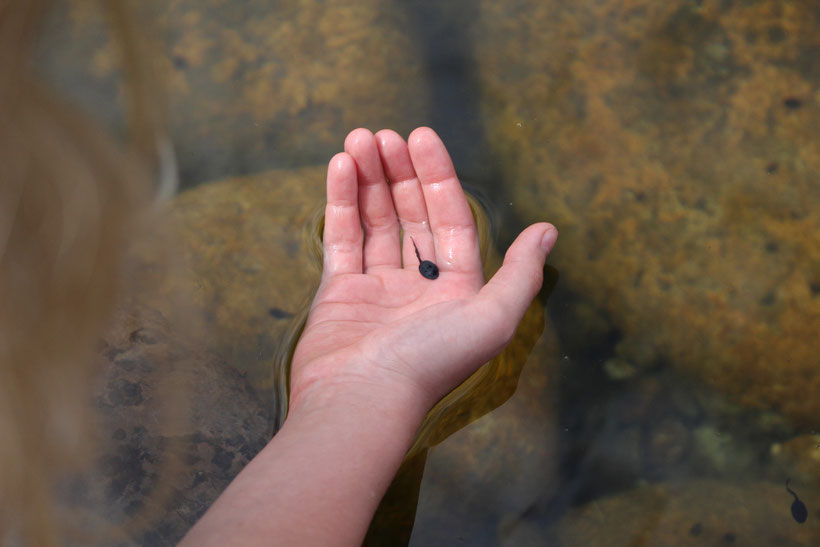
[541,226,558,251]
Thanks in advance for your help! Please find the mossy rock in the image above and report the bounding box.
[475,0,820,428]
[40,0,430,184]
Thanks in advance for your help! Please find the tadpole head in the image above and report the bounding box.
[419,260,439,280]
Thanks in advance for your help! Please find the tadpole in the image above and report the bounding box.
[410,237,439,280]
[786,478,808,524]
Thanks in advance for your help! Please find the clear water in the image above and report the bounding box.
[41,0,820,545]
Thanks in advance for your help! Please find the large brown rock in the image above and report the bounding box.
[475,0,820,428]
[40,0,430,183]
[127,166,327,402]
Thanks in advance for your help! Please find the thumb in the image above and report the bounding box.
[478,222,557,326]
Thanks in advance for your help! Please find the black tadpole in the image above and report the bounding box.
[786,479,808,524]
[410,237,439,280]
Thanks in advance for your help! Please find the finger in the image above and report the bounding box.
[407,127,481,275]
[344,128,401,271]
[374,129,434,270]
[476,223,558,340]
[322,152,363,277]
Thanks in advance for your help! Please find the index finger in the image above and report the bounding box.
[407,127,481,275]
[322,152,363,277]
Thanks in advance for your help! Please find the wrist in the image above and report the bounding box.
[287,373,431,435]
[287,349,438,431]
[185,363,434,546]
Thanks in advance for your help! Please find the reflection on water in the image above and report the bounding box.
[42,0,820,544]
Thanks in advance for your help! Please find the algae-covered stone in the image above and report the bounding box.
[40,0,430,183]
[127,166,327,401]
[475,0,820,427]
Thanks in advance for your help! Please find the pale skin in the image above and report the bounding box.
[180,127,557,546]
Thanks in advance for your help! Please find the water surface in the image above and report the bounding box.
[42,0,820,544]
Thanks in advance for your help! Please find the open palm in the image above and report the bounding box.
[289,128,557,413]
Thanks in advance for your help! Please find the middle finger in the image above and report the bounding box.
[344,128,401,271]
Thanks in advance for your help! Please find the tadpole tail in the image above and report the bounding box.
[786,478,798,499]
[409,236,422,264]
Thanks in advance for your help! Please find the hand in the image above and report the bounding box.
[289,127,557,417]
[182,129,556,546]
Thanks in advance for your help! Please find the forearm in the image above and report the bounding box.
[180,383,429,546]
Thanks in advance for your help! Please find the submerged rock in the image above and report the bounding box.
[127,166,328,402]
[40,0,430,184]
[61,304,271,545]
[475,0,820,428]
[552,479,820,545]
